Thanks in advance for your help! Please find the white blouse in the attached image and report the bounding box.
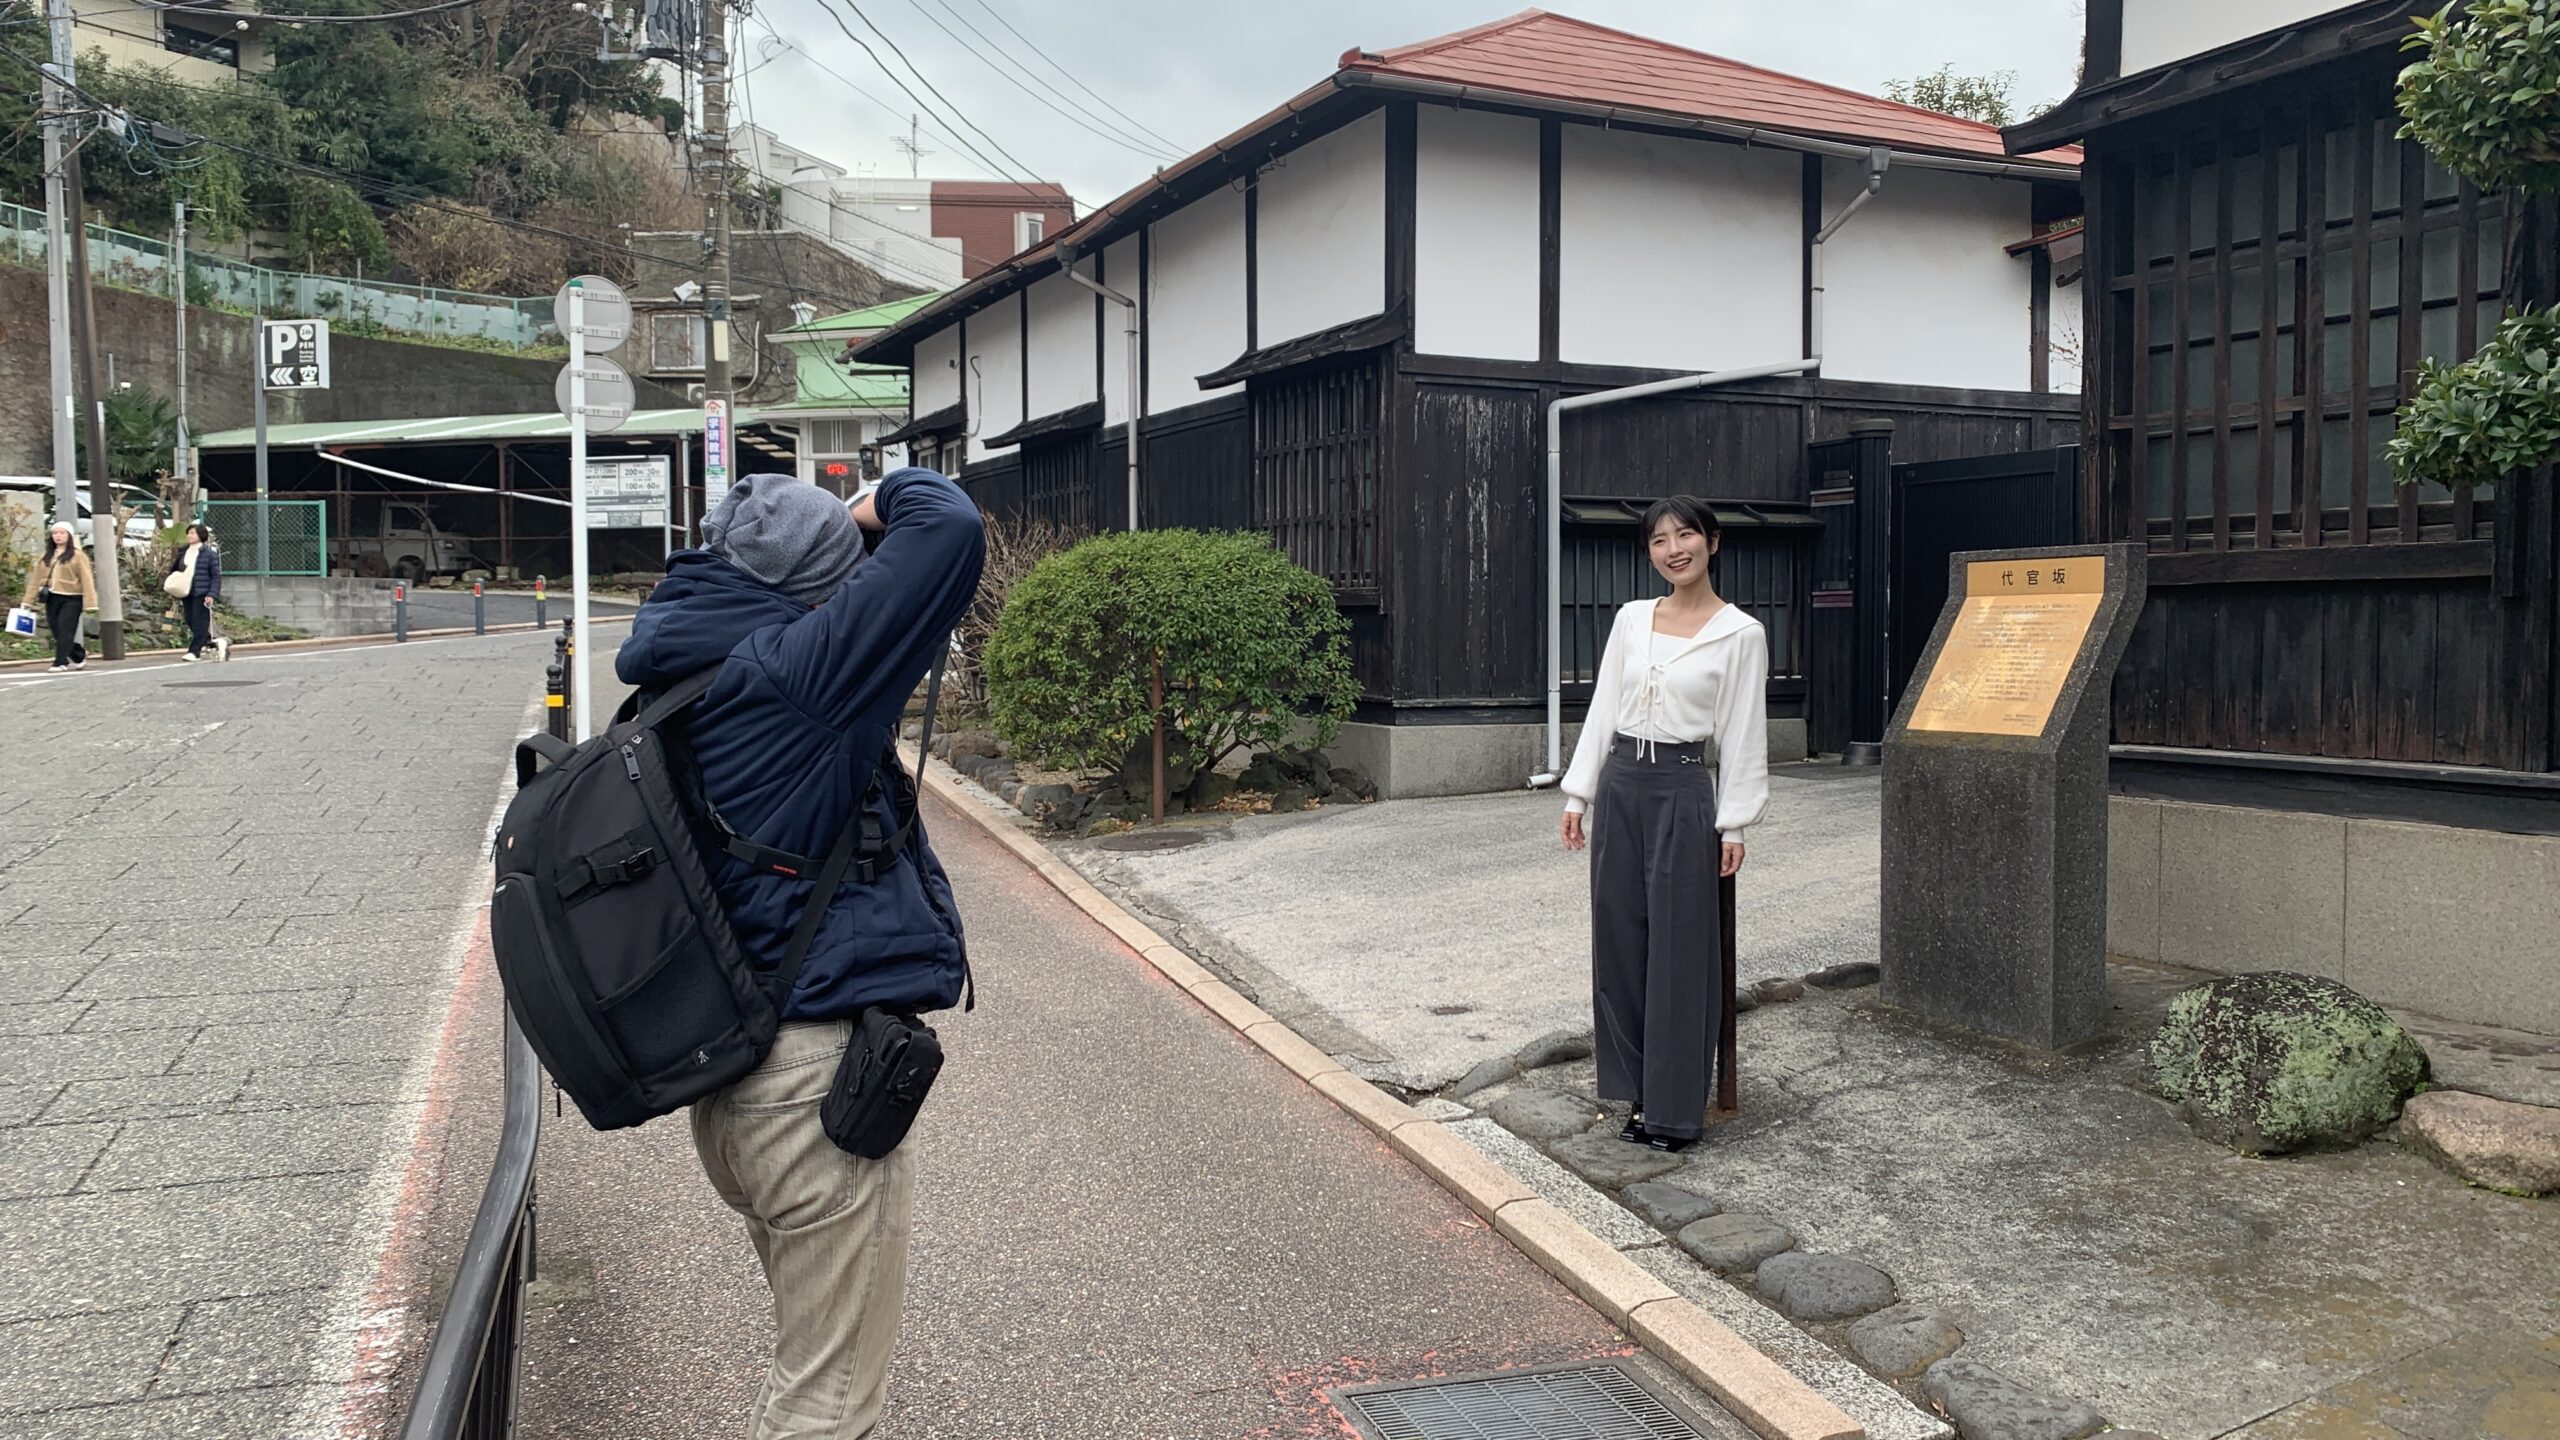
[1561,599,1772,842]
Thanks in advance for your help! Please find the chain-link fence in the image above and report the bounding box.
[202,500,329,576]
[0,203,558,350]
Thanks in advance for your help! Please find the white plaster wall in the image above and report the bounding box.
[1024,270,1097,418]
[913,325,961,414]
[1558,127,1802,372]
[1415,106,1541,362]
[1256,110,1386,347]
[2120,0,2354,75]
[965,294,1023,461]
[1146,185,1247,414]
[2049,269,2084,396]
[1817,159,2033,391]
[1101,234,1140,427]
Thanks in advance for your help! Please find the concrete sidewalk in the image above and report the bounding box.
[516,790,1761,1440]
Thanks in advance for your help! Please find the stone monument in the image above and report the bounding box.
[1880,543,2146,1049]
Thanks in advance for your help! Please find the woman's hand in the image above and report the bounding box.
[1720,841,1745,878]
[1560,810,1585,852]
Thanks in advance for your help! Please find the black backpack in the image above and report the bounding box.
[489,660,942,1131]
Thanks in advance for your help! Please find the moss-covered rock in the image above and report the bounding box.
[2149,972,2429,1154]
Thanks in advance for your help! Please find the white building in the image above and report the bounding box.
[735,125,1075,292]
[858,9,2087,795]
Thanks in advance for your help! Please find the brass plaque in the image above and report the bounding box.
[1906,556,2107,737]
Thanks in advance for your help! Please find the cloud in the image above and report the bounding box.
[735,0,2083,219]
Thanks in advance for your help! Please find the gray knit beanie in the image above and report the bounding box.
[700,471,865,605]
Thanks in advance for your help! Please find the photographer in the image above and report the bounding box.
[614,465,984,1438]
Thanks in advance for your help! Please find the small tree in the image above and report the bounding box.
[984,529,1358,783]
[1885,66,2022,127]
[2390,0,2560,490]
[77,386,178,489]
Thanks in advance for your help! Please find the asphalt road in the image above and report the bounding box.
[517,783,1752,1438]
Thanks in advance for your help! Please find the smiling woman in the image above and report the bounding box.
[1557,495,1771,1153]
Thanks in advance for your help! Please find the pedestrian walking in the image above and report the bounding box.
[1559,496,1770,1152]
[166,523,227,662]
[19,520,94,671]
[614,466,983,1438]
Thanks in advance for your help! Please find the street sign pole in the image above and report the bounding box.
[253,371,268,572]
[569,283,594,740]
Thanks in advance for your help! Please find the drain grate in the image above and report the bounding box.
[1331,1363,1715,1440]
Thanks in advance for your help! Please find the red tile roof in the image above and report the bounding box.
[1349,10,2080,166]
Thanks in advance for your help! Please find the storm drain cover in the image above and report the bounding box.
[163,680,262,688]
[1330,1363,1717,1440]
[1092,829,1205,853]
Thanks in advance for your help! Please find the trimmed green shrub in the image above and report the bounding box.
[984,528,1357,780]
[2397,0,2560,194]
[2391,306,2560,488]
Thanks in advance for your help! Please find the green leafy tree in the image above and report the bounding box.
[77,385,179,488]
[2391,0,2560,490]
[1885,66,2022,127]
[984,529,1359,781]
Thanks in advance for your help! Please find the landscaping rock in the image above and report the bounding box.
[2149,972,2429,1154]
[1328,766,1378,802]
[1016,782,1077,819]
[1546,1129,1683,1188]
[1622,1181,1718,1231]
[997,781,1024,806]
[1753,1251,1897,1322]
[1513,1029,1595,1071]
[1848,1304,1964,1378]
[1447,1055,1522,1101]
[1238,756,1289,792]
[1487,1088,1602,1143]
[1752,977,1807,1004]
[1268,784,1313,814]
[2399,1089,2560,1195]
[1732,987,1760,1015]
[1920,1359,2105,1440]
[943,731,1002,762]
[1675,1213,1795,1272]
[1189,771,1238,811]
[1806,961,1883,989]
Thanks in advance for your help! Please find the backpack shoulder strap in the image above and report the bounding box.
[621,663,725,731]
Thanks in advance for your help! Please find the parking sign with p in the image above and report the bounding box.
[262,320,331,391]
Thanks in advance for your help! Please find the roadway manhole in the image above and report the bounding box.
[163,680,262,688]
[1092,829,1205,853]
[1329,1362,1718,1440]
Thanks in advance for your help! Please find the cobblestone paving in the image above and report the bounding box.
[0,634,551,1438]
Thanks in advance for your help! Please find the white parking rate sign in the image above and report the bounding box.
[262,319,331,390]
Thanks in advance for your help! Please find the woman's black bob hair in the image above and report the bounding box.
[1640,495,1721,541]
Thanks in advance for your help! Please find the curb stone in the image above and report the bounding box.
[902,745,1867,1440]
[1919,1359,2106,1440]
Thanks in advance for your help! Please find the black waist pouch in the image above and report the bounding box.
[821,1008,944,1159]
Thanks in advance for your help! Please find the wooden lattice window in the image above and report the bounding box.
[1250,357,1383,592]
[2096,78,2509,550]
[1561,518,1807,686]
[1021,436,1093,532]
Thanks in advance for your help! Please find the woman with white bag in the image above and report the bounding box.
[165,522,226,662]
[18,520,94,671]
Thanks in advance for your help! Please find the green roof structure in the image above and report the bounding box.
[772,292,944,339]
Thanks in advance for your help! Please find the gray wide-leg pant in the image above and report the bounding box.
[1589,736,1724,1140]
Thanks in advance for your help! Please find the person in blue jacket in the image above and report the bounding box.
[616,464,983,1440]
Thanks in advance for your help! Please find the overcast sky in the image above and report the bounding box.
[729,0,2086,220]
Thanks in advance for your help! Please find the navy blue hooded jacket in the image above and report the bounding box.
[615,467,985,1020]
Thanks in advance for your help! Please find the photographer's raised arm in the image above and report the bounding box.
[767,467,986,734]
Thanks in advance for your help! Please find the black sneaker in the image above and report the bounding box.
[1646,1131,1696,1154]
[1618,1114,1648,1144]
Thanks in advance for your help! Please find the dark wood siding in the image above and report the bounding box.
[1251,356,1385,592]
[1136,395,1252,532]
[1391,383,1546,703]
[2082,54,2560,773]
[1021,434,1097,532]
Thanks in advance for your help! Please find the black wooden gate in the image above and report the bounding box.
[1887,446,2080,711]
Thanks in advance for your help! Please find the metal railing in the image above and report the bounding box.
[400,1011,541,1440]
[200,500,328,576]
[0,202,559,349]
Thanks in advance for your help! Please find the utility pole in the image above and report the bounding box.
[174,200,192,524]
[698,0,734,421]
[40,0,75,529]
[64,151,126,659]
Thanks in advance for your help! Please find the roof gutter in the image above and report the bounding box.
[1333,69,2079,181]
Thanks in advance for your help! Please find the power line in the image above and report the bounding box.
[895,0,1179,163]
[962,0,1184,155]
[135,0,483,21]
[803,0,1054,196]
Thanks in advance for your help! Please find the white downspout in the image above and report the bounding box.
[1058,246,1142,531]
[1527,147,1891,789]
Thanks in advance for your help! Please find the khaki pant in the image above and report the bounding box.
[692,1020,917,1439]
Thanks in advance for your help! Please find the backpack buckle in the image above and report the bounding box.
[594,847,657,886]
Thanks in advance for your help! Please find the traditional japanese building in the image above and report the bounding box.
[2010,0,2560,1032]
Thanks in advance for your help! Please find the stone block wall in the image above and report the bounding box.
[223,575,396,639]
